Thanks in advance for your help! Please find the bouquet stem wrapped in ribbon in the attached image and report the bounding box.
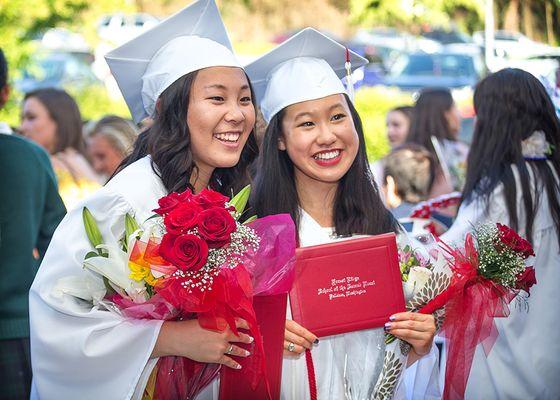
[75,186,296,400]
[419,223,537,400]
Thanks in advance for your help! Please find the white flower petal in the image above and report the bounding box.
[408,266,432,294]
[52,274,106,302]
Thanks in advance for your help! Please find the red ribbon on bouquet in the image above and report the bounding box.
[418,235,532,400]
[154,264,269,400]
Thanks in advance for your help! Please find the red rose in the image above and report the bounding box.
[193,189,229,209]
[197,207,236,248]
[159,233,208,272]
[177,188,194,202]
[153,192,182,215]
[516,267,537,295]
[164,203,202,235]
[496,223,535,259]
[153,189,193,216]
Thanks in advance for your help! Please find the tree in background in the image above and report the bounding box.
[349,0,559,45]
[349,0,484,34]
[0,0,133,126]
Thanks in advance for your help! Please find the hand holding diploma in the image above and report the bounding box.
[283,319,319,356]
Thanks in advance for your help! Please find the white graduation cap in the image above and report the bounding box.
[245,28,368,123]
[105,0,240,124]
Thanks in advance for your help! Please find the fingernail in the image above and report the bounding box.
[313,338,319,345]
[236,364,242,369]
[248,336,254,343]
[384,322,392,331]
[389,315,396,321]
[244,350,251,356]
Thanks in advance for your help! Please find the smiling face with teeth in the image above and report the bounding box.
[279,93,359,187]
[187,66,256,182]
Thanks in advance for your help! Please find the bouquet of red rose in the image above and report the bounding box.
[419,223,536,400]
[69,186,296,400]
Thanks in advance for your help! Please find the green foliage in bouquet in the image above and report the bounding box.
[475,224,530,288]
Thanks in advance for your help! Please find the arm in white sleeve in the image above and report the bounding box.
[441,187,508,245]
[29,187,163,400]
[394,344,441,400]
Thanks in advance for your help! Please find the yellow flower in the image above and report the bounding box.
[129,261,159,286]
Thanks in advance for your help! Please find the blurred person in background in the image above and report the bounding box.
[386,105,413,148]
[20,88,101,209]
[383,143,435,219]
[85,115,138,181]
[0,48,66,400]
[407,88,468,198]
[370,105,413,191]
[442,68,560,399]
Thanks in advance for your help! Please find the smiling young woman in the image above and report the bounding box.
[248,28,440,400]
[28,2,259,399]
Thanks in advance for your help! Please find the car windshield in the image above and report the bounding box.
[390,53,476,77]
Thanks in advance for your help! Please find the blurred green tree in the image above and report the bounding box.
[0,0,133,126]
[349,0,484,34]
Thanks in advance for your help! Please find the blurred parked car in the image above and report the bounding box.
[353,28,441,55]
[16,51,100,94]
[421,28,474,45]
[351,27,443,87]
[97,13,159,45]
[383,50,484,92]
[40,28,90,52]
[473,30,556,59]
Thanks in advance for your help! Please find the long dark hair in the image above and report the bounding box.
[407,88,455,170]
[390,105,413,121]
[462,68,560,246]
[24,88,86,157]
[116,70,258,196]
[252,94,398,237]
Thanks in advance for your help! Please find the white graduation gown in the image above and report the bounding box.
[441,162,560,399]
[281,211,440,400]
[30,156,179,400]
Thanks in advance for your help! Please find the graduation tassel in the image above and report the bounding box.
[345,47,355,102]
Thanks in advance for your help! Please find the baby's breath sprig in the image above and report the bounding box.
[474,224,526,289]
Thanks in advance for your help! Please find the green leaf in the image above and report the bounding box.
[82,207,104,249]
[103,277,117,296]
[125,213,140,238]
[84,251,99,260]
[229,185,251,215]
[243,215,258,224]
[124,213,142,250]
[146,213,161,222]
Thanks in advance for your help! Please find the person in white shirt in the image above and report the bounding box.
[29,1,259,398]
[442,68,560,399]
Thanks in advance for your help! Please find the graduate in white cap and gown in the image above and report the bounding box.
[29,0,258,398]
[247,28,442,400]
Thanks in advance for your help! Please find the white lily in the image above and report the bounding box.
[83,243,148,303]
[52,271,106,304]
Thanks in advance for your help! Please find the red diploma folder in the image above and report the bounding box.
[219,293,287,400]
[289,233,405,337]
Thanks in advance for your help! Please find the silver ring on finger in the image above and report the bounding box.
[225,344,234,355]
[287,342,295,352]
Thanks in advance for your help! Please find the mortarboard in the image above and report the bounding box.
[105,0,240,123]
[245,28,368,123]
